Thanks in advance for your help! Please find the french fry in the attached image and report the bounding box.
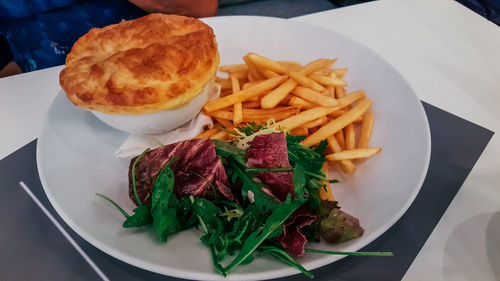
[338,160,357,175]
[231,75,241,92]
[242,100,261,108]
[247,72,256,82]
[344,123,356,150]
[291,127,309,136]
[288,96,316,110]
[319,162,334,201]
[279,60,303,71]
[243,55,266,80]
[248,95,262,101]
[288,70,325,92]
[273,106,339,130]
[300,58,336,75]
[204,76,287,112]
[215,118,235,130]
[301,99,373,147]
[242,106,300,123]
[260,69,280,78]
[335,86,345,98]
[331,78,347,87]
[242,81,260,90]
[220,88,233,96]
[326,147,381,161]
[309,74,346,87]
[327,135,342,153]
[260,79,298,109]
[231,76,243,124]
[335,130,346,150]
[219,64,247,73]
[248,53,289,74]
[312,68,331,76]
[210,130,229,140]
[292,86,340,107]
[296,116,328,129]
[325,86,336,97]
[332,68,348,78]
[326,136,356,175]
[328,109,363,122]
[358,111,374,148]
[216,76,227,82]
[278,94,293,106]
[209,107,299,123]
[338,90,366,107]
[217,79,232,90]
[205,110,233,120]
[195,127,219,139]
[229,70,249,80]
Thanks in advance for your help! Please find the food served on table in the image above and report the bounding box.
[59,14,220,134]
[200,54,381,175]
[97,54,387,277]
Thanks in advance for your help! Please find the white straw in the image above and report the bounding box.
[19,181,110,281]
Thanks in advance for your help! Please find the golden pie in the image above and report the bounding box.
[59,14,219,115]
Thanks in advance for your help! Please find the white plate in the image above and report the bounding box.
[37,16,431,280]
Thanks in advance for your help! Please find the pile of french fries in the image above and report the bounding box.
[197,53,381,178]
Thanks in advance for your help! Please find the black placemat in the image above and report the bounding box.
[0,102,493,281]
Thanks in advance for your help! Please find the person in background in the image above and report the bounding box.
[0,0,219,78]
[129,0,218,18]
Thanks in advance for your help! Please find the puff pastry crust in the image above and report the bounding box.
[60,14,219,114]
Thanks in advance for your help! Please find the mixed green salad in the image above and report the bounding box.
[97,124,391,278]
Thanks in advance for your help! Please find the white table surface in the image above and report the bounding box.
[1,0,499,280]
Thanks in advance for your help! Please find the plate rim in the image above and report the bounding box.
[36,15,431,280]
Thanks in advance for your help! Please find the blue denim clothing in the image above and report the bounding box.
[0,0,146,72]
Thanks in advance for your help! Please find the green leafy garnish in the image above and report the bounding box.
[235,122,266,136]
[223,194,306,275]
[260,245,314,278]
[232,163,278,212]
[151,158,179,241]
[123,204,153,228]
[97,126,389,279]
[95,193,129,218]
[95,193,152,228]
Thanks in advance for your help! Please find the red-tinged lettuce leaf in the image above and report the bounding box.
[129,139,234,205]
[320,208,364,244]
[276,208,318,256]
[246,132,294,201]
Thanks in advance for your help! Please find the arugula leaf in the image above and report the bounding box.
[286,135,325,175]
[223,195,306,275]
[150,158,181,242]
[232,163,278,212]
[123,204,153,228]
[235,122,266,136]
[212,139,246,167]
[245,167,293,173]
[293,162,306,200]
[131,148,150,206]
[95,193,130,219]
[314,139,328,155]
[305,178,323,211]
[95,193,152,228]
[259,245,314,278]
[191,197,222,228]
[201,234,226,276]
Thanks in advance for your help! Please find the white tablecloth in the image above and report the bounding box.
[1,0,499,280]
